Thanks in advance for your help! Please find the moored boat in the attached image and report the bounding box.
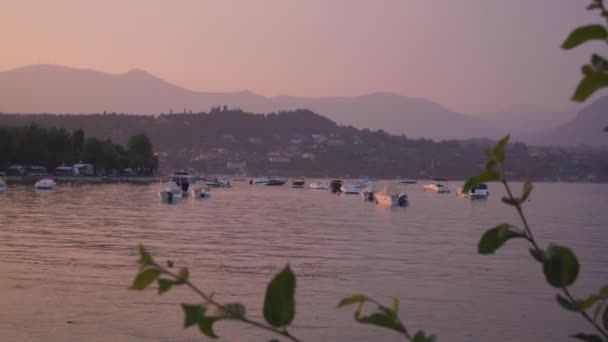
[423,180,451,194]
[171,170,194,194]
[330,180,343,193]
[250,177,272,185]
[34,178,56,190]
[340,183,360,194]
[159,182,183,203]
[265,178,287,186]
[308,180,327,190]
[191,186,212,199]
[457,183,489,199]
[375,184,409,207]
[292,178,305,188]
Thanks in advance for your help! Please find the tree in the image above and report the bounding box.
[128,133,157,174]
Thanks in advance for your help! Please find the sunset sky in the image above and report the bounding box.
[1,0,603,113]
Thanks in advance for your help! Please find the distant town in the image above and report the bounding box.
[1,108,607,182]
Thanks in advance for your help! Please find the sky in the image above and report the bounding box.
[0,0,604,113]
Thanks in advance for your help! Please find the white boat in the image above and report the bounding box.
[360,187,375,202]
[250,177,272,185]
[206,180,230,188]
[457,183,489,199]
[171,170,194,194]
[159,182,183,203]
[423,183,451,194]
[308,180,327,190]
[375,184,409,207]
[35,178,56,190]
[264,178,287,186]
[0,172,7,193]
[340,183,360,194]
[191,186,212,199]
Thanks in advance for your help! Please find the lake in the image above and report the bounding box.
[0,181,607,342]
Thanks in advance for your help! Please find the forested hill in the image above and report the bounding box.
[1,108,607,181]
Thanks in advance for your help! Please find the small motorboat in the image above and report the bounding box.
[206,180,230,188]
[159,183,183,203]
[250,177,272,185]
[264,178,287,186]
[423,183,451,194]
[360,188,375,202]
[191,186,212,199]
[35,178,56,190]
[457,183,489,199]
[330,180,343,193]
[375,184,409,207]
[171,170,194,195]
[340,183,360,194]
[308,180,327,190]
[292,178,305,188]
[0,172,7,193]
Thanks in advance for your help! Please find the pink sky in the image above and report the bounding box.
[0,0,603,113]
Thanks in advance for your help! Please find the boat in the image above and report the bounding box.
[354,179,373,189]
[159,182,183,203]
[398,179,418,184]
[360,186,376,202]
[264,178,287,186]
[374,184,409,207]
[0,172,7,193]
[308,180,327,190]
[292,178,305,188]
[423,179,451,194]
[330,180,343,193]
[191,186,212,199]
[171,170,194,194]
[34,178,56,190]
[340,183,360,194]
[250,177,272,185]
[206,179,231,188]
[457,183,489,199]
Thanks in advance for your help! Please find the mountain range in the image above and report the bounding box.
[0,64,605,146]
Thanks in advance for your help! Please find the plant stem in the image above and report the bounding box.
[158,265,302,342]
[498,164,608,339]
[368,299,412,341]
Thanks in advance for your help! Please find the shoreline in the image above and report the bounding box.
[6,176,162,185]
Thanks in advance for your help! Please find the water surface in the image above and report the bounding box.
[0,181,607,341]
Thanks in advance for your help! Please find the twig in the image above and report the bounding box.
[157,264,302,342]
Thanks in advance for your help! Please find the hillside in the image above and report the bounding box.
[0,64,500,140]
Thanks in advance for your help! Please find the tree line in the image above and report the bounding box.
[0,124,158,175]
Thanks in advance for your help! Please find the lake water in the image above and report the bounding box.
[0,181,607,342]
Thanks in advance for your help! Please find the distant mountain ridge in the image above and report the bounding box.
[0,64,606,145]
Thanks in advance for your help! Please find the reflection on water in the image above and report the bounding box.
[0,181,607,342]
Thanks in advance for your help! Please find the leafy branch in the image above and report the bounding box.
[463,135,608,342]
[563,0,608,102]
[131,244,302,341]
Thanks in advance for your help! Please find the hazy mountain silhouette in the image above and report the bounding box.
[481,104,576,135]
[1,64,601,143]
[525,97,608,147]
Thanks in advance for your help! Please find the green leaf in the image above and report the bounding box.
[263,265,296,327]
[337,295,369,308]
[413,331,437,342]
[572,71,608,102]
[556,293,580,312]
[543,244,580,288]
[581,295,602,310]
[603,305,608,330]
[462,169,500,194]
[529,248,545,263]
[501,196,519,206]
[357,312,406,335]
[594,300,606,322]
[130,268,160,290]
[136,244,154,267]
[391,297,399,314]
[521,181,533,203]
[492,135,510,163]
[158,278,173,294]
[562,25,608,49]
[571,333,604,342]
[198,317,219,338]
[485,159,497,170]
[478,224,526,254]
[175,268,189,285]
[223,303,246,319]
[600,285,608,298]
[181,303,205,328]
